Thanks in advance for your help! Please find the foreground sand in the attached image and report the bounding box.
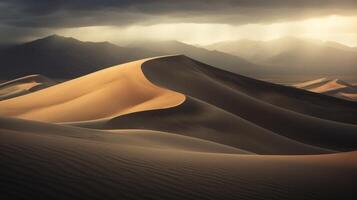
[1,55,357,199]
[1,117,357,200]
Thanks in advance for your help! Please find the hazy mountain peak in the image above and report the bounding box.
[36,34,76,42]
[0,35,159,79]
[23,34,83,48]
[44,34,64,39]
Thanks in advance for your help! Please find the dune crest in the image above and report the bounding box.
[0,74,56,100]
[0,57,185,122]
[294,78,357,101]
[310,79,349,93]
[292,77,328,89]
[1,55,357,199]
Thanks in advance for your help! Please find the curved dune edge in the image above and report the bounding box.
[0,56,186,122]
[63,55,357,153]
[137,55,357,151]
[294,78,357,101]
[73,96,333,155]
[0,74,56,101]
[310,79,348,93]
[292,77,328,89]
[1,56,357,199]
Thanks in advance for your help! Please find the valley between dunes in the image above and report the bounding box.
[1,55,357,200]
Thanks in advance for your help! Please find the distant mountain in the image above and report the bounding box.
[206,37,357,76]
[0,35,158,79]
[127,40,261,76]
[0,35,263,80]
[6,35,353,80]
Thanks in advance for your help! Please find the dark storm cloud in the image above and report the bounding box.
[1,0,357,44]
[2,0,357,28]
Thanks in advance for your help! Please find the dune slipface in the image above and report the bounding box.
[77,56,357,152]
[1,55,357,200]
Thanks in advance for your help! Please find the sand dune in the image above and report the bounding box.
[293,77,328,89]
[1,55,357,152]
[64,55,357,153]
[294,78,357,101]
[0,74,56,100]
[310,79,350,93]
[137,56,357,150]
[0,57,185,122]
[341,92,357,100]
[1,55,357,199]
[141,56,357,124]
[1,117,357,200]
[75,97,331,155]
[1,117,250,154]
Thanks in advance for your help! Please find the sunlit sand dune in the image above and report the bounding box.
[293,77,328,89]
[310,79,350,93]
[2,55,357,154]
[0,57,185,122]
[1,55,357,200]
[0,74,56,100]
[341,92,357,100]
[294,78,357,101]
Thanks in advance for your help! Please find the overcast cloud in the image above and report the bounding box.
[1,0,357,44]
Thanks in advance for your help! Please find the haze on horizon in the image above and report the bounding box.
[1,0,357,46]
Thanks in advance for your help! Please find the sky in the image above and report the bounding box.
[1,0,357,46]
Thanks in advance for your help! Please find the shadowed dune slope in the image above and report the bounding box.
[75,97,331,155]
[135,56,357,151]
[0,74,56,100]
[0,58,185,122]
[0,117,249,154]
[142,56,357,124]
[72,56,357,152]
[1,55,357,153]
[1,117,357,200]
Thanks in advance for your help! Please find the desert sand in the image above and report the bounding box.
[294,78,357,101]
[293,77,328,89]
[341,92,357,100]
[0,57,185,122]
[0,74,56,100]
[1,116,357,200]
[1,55,357,199]
[310,79,350,93]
